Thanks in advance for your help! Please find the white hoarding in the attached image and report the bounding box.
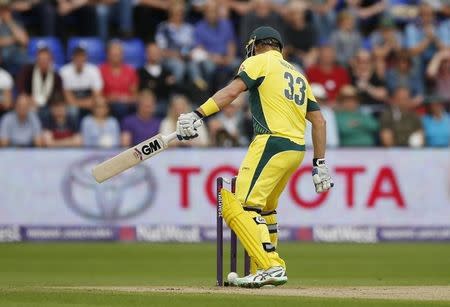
[0,149,449,227]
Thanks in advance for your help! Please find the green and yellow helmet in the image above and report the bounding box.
[245,26,283,58]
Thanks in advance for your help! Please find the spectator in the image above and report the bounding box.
[159,95,208,147]
[155,1,196,85]
[421,96,449,147]
[134,0,169,42]
[239,0,284,47]
[427,49,450,102]
[100,40,138,121]
[386,50,424,106]
[405,3,450,67]
[121,90,161,146]
[283,1,318,69]
[17,45,63,120]
[80,97,121,148]
[11,0,56,36]
[345,0,387,35]
[370,16,403,65]
[0,94,42,147]
[306,45,351,103]
[138,43,176,113]
[309,0,337,41]
[60,45,103,120]
[208,98,243,147]
[42,95,81,147]
[192,0,238,91]
[304,83,339,147]
[56,0,95,37]
[349,49,387,106]
[0,61,13,117]
[95,0,133,41]
[335,85,379,146]
[380,87,424,147]
[0,0,29,74]
[330,11,362,66]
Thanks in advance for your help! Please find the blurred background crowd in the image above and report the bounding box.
[0,0,449,148]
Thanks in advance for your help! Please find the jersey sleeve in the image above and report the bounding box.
[235,55,266,90]
[306,82,320,112]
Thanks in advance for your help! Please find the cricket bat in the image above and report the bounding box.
[92,121,202,183]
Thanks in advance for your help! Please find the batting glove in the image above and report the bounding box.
[176,112,202,140]
[312,158,334,193]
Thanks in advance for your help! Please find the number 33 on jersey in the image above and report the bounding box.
[236,50,320,145]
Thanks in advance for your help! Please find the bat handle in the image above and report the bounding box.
[163,120,203,145]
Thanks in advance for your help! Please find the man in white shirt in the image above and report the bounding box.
[59,45,103,120]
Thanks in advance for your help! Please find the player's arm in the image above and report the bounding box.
[305,85,334,193]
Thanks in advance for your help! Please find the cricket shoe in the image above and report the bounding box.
[235,266,287,288]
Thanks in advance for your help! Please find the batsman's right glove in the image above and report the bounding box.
[312,158,334,193]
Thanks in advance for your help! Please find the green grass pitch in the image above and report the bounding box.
[0,242,449,306]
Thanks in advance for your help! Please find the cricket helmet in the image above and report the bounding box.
[245,26,283,58]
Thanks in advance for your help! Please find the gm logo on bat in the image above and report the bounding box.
[141,139,162,156]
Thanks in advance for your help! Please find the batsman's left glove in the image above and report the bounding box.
[312,158,334,193]
[176,112,202,140]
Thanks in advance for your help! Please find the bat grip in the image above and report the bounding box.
[164,120,203,145]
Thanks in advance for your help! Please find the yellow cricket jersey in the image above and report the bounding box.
[236,50,320,145]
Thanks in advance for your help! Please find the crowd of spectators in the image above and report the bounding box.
[0,0,449,148]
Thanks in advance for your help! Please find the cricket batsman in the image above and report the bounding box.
[176,26,334,288]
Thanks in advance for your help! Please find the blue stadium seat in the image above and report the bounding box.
[120,39,145,68]
[28,37,65,68]
[67,37,106,65]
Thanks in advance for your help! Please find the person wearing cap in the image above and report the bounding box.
[60,44,103,121]
[176,26,334,287]
[380,86,424,147]
[335,85,378,146]
[370,16,403,63]
[0,0,29,74]
[421,96,449,147]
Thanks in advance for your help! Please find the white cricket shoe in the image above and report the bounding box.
[234,266,287,288]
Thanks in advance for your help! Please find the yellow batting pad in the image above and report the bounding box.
[263,213,278,248]
[220,189,272,270]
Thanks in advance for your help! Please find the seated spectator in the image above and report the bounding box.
[344,0,387,35]
[421,96,449,147]
[386,50,424,106]
[427,49,450,102]
[95,0,133,41]
[192,0,238,92]
[370,16,403,66]
[0,94,42,147]
[304,83,339,147]
[80,97,121,148]
[0,62,13,117]
[239,0,285,48]
[405,3,450,67]
[17,45,63,120]
[349,49,387,106]
[60,45,103,120]
[155,2,196,85]
[121,90,161,146]
[159,95,208,147]
[306,45,351,104]
[100,40,138,121]
[42,95,81,147]
[283,1,318,69]
[335,85,379,146]
[11,0,56,36]
[56,0,95,37]
[138,43,176,114]
[309,0,337,41]
[0,0,29,74]
[208,97,243,147]
[330,11,362,66]
[380,87,424,147]
[134,0,169,42]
